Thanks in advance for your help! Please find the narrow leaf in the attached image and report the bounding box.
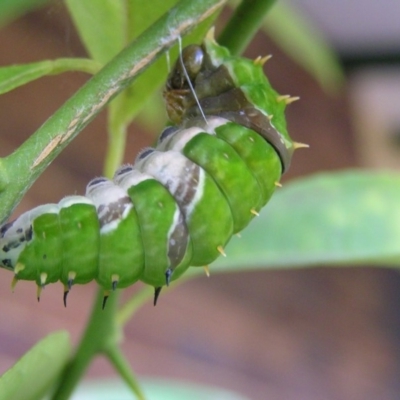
[218,0,277,55]
[127,0,180,41]
[262,2,344,94]
[0,331,71,400]
[65,0,126,63]
[214,171,400,271]
[0,0,49,27]
[0,58,100,95]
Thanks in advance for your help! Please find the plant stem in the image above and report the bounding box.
[104,95,130,177]
[106,345,147,400]
[117,285,154,327]
[49,58,102,75]
[218,0,276,55]
[50,290,121,400]
[117,273,195,328]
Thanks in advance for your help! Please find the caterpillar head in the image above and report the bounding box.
[0,205,58,271]
[164,30,298,173]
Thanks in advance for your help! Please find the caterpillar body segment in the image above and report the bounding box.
[118,173,192,287]
[0,33,299,306]
[58,197,100,287]
[133,146,233,266]
[85,178,145,290]
[181,131,263,232]
[213,121,282,206]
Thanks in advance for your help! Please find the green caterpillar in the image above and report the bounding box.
[0,30,303,307]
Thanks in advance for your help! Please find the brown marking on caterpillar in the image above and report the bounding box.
[136,151,201,215]
[174,160,201,211]
[166,208,190,271]
[97,196,132,227]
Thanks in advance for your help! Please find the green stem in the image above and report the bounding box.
[117,285,154,327]
[104,93,131,178]
[0,159,8,192]
[50,290,121,400]
[117,273,196,328]
[105,345,147,400]
[218,0,276,55]
[49,58,102,75]
[0,0,227,224]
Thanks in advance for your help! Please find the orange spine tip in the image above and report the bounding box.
[40,272,47,286]
[285,96,300,104]
[293,142,309,150]
[206,27,216,42]
[217,245,226,257]
[253,55,272,66]
[250,209,260,216]
[277,94,290,102]
[11,276,18,292]
[14,262,25,274]
[68,271,76,280]
[277,95,300,104]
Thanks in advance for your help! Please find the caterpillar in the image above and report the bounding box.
[0,30,304,307]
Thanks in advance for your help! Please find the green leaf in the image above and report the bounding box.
[0,0,50,27]
[127,0,181,41]
[213,170,400,271]
[0,331,71,400]
[0,58,100,95]
[218,0,277,55]
[262,2,344,95]
[73,378,250,400]
[135,92,167,134]
[65,0,126,64]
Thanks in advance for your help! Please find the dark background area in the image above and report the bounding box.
[0,2,400,399]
